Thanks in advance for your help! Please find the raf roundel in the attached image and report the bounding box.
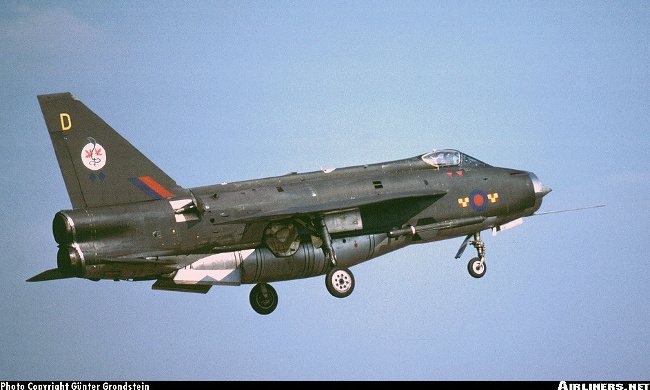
[81,138,106,171]
[469,189,488,212]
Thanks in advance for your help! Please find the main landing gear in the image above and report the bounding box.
[317,217,355,298]
[456,231,487,278]
[325,267,355,298]
[249,283,278,315]
[249,264,356,315]
[248,217,356,314]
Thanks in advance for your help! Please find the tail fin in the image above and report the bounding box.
[38,92,186,208]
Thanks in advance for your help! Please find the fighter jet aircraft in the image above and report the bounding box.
[29,92,554,314]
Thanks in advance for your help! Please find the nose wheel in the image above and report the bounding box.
[468,257,486,278]
[468,232,486,278]
[456,232,487,278]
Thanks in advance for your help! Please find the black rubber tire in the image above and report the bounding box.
[325,267,355,298]
[249,283,278,315]
[468,257,486,278]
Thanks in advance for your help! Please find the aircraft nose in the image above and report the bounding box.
[527,172,552,198]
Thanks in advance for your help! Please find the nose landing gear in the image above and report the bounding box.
[467,256,486,278]
[456,232,487,278]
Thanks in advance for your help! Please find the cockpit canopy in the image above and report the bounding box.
[421,149,489,168]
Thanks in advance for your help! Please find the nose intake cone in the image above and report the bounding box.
[528,172,552,198]
[538,183,552,197]
[535,183,553,198]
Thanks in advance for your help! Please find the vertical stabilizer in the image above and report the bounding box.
[38,93,186,208]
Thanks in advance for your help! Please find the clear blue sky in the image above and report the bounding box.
[1,0,648,380]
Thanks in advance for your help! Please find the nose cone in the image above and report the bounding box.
[528,172,552,198]
[537,183,552,197]
[526,172,551,214]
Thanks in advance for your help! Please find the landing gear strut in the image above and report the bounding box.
[467,232,486,278]
[315,217,355,298]
[316,217,338,266]
[456,231,487,278]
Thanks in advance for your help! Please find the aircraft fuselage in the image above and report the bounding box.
[31,93,552,314]
[52,153,542,284]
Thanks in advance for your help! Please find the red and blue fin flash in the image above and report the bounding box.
[128,176,175,199]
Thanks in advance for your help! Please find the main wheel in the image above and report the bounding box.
[468,257,486,278]
[325,267,355,298]
[249,283,278,315]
